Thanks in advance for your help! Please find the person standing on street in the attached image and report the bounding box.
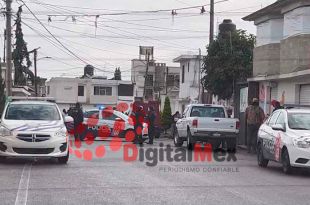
[132,105,145,145]
[245,98,265,154]
[69,103,84,141]
[147,106,156,145]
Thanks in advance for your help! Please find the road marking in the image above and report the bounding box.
[15,163,32,205]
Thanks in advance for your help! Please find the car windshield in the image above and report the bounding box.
[190,106,225,118]
[288,113,310,130]
[5,104,60,121]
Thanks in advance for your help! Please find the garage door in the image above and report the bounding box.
[300,84,310,105]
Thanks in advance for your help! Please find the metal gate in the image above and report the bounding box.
[300,84,310,105]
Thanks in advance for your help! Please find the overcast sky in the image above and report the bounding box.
[0,0,275,80]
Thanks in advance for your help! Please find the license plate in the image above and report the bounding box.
[213,133,221,137]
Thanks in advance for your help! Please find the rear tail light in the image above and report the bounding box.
[192,119,198,128]
[236,121,240,130]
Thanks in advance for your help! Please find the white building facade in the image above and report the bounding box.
[244,0,310,115]
[46,77,134,112]
[173,55,203,113]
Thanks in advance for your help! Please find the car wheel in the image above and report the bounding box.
[257,143,268,168]
[187,130,194,150]
[58,152,69,164]
[282,149,293,174]
[226,138,237,153]
[174,131,183,147]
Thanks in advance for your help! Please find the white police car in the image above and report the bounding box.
[257,108,310,174]
[0,97,73,163]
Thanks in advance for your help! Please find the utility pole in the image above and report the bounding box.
[34,49,38,96]
[209,0,214,45]
[5,0,12,96]
[205,0,215,104]
[198,49,202,103]
[3,30,6,63]
[142,52,150,100]
[28,47,40,97]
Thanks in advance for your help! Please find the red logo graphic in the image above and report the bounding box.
[68,102,147,161]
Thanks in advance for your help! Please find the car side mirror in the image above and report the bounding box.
[64,116,74,123]
[271,124,286,132]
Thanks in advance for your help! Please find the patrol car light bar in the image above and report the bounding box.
[9,96,56,103]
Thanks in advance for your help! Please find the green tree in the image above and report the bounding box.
[202,29,255,100]
[13,6,34,86]
[161,96,172,130]
[0,63,5,114]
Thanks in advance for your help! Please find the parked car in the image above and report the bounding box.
[0,97,73,164]
[257,108,310,174]
[83,109,148,140]
[173,104,240,151]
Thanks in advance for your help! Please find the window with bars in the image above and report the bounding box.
[78,86,84,96]
[145,75,154,87]
[166,75,180,87]
[94,86,112,96]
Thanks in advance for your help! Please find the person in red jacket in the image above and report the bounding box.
[130,104,145,145]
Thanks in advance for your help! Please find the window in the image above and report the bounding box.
[182,65,185,83]
[47,86,50,95]
[78,86,84,97]
[190,106,225,118]
[145,75,153,87]
[188,62,190,72]
[268,112,280,126]
[101,110,118,121]
[94,86,112,96]
[5,104,60,121]
[288,113,310,130]
[166,75,175,87]
[275,112,285,126]
[84,110,99,119]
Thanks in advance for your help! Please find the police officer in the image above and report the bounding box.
[147,106,156,145]
[69,103,84,141]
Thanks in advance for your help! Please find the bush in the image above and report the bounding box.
[161,97,172,130]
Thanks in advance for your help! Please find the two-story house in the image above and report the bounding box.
[46,77,134,112]
[244,0,310,114]
[173,54,203,112]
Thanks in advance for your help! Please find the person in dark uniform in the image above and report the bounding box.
[147,106,156,145]
[133,105,145,145]
[68,103,84,141]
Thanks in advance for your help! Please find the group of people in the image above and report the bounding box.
[63,102,157,145]
[245,98,283,154]
[129,105,156,145]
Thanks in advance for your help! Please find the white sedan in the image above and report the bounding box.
[257,108,310,174]
[0,99,73,163]
[83,109,148,139]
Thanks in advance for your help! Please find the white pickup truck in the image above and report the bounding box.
[174,104,240,151]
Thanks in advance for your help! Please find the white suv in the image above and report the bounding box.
[0,98,73,164]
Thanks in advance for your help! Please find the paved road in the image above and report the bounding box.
[0,138,309,205]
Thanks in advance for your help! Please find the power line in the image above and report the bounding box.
[24,2,199,50]
[26,0,229,16]
[18,0,90,65]
[16,1,121,74]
